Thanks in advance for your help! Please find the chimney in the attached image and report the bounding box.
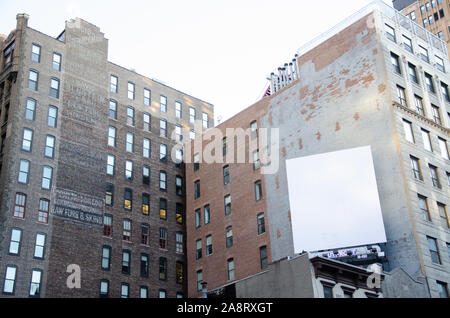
[16,13,29,29]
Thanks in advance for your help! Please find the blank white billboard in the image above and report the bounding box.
[286,146,387,253]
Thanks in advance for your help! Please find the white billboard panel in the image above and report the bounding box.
[286,146,387,253]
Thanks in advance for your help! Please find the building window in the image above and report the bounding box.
[429,165,441,189]
[323,284,334,298]
[403,119,415,143]
[224,195,231,216]
[202,112,209,129]
[25,98,36,121]
[206,235,213,256]
[414,96,425,116]
[50,78,60,99]
[140,254,149,278]
[159,289,167,298]
[176,262,184,284]
[47,106,58,128]
[8,228,22,256]
[176,102,182,119]
[253,150,261,170]
[126,132,134,153]
[124,188,132,211]
[255,180,263,201]
[196,239,202,260]
[222,137,227,156]
[3,41,14,68]
[204,205,211,225]
[197,270,203,291]
[159,257,167,280]
[21,128,33,152]
[143,113,151,131]
[127,82,135,100]
[143,138,151,158]
[160,95,167,113]
[126,107,135,127]
[194,180,200,199]
[160,198,167,220]
[101,246,111,270]
[176,148,183,166]
[3,266,17,295]
[108,126,116,147]
[38,199,49,224]
[143,165,150,186]
[437,202,448,226]
[13,193,26,219]
[176,232,184,254]
[260,246,268,269]
[410,156,423,181]
[391,52,401,74]
[437,281,449,298]
[190,107,196,124]
[141,224,149,246]
[175,176,183,196]
[31,44,41,63]
[122,250,131,274]
[441,82,450,102]
[250,120,258,139]
[110,75,118,94]
[223,166,230,185]
[34,233,46,259]
[424,73,434,93]
[41,166,53,190]
[18,160,30,184]
[397,86,407,106]
[408,63,418,84]
[52,53,62,71]
[427,236,441,264]
[195,209,201,229]
[140,286,148,298]
[28,70,39,91]
[125,160,133,181]
[385,24,396,42]
[227,259,235,281]
[103,215,112,238]
[436,56,445,73]
[160,144,167,162]
[159,228,168,250]
[121,283,129,298]
[431,105,442,125]
[194,153,200,171]
[123,220,132,242]
[176,203,184,224]
[420,46,430,63]
[226,227,233,248]
[418,194,431,221]
[421,129,433,152]
[257,213,266,235]
[403,35,413,53]
[144,88,151,106]
[175,125,183,142]
[109,100,117,120]
[29,270,42,298]
[44,135,55,158]
[100,280,109,298]
[142,193,150,215]
[438,137,449,160]
[106,155,115,176]
[160,171,167,191]
[160,119,167,137]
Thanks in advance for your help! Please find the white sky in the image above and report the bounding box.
[0,0,392,123]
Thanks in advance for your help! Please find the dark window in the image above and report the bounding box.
[204,205,211,225]
[223,166,230,185]
[391,52,401,74]
[122,250,131,274]
[257,213,266,235]
[427,236,441,264]
[255,180,263,201]
[141,224,149,246]
[226,227,233,248]
[105,183,114,206]
[103,215,112,238]
[194,180,200,199]
[323,285,334,298]
[159,257,167,280]
[196,239,202,260]
[206,235,213,256]
[418,194,431,221]
[224,195,231,216]
[195,209,201,229]
[143,165,150,186]
[176,176,183,196]
[140,254,149,278]
[260,246,268,269]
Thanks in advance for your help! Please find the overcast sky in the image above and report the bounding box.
[0,0,392,123]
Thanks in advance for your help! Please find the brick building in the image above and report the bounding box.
[0,14,213,298]
[186,0,449,298]
[394,0,450,59]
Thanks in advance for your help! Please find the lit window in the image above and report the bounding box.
[176,203,184,225]
[176,262,184,284]
[142,193,150,215]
